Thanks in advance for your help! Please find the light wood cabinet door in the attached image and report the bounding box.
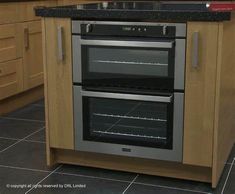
[0,24,22,63]
[18,1,56,22]
[22,21,44,90]
[0,3,18,25]
[0,59,24,100]
[183,22,219,167]
[43,18,74,149]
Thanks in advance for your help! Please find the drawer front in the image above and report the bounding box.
[18,1,56,22]
[0,3,18,25]
[0,24,22,63]
[0,59,23,100]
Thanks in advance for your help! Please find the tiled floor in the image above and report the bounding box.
[0,99,234,194]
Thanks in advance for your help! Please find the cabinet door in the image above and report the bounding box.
[183,22,219,167]
[43,18,74,149]
[23,21,44,90]
[0,3,18,25]
[0,59,24,100]
[0,24,22,63]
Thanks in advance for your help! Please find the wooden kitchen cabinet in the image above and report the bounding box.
[0,24,22,63]
[0,0,57,115]
[0,3,18,25]
[183,22,219,167]
[0,59,24,100]
[40,7,235,188]
[42,18,74,150]
[22,21,44,90]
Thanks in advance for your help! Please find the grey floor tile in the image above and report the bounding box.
[135,161,235,194]
[0,166,48,194]
[222,164,235,194]
[6,105,45,121]
[33,99,45,106]
[26,129,45,142]
[135,174,213,193]
[0,118,44,139]
[0,138,17,152]
[214,163,235,194]
[0,141,56,171]
[29,173,129,194]
[227,144,235,164]
[125,183,203,194]
[56,164,137,182]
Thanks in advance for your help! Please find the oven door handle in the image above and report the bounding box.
[80,39,174,49]
[81,90,173,103]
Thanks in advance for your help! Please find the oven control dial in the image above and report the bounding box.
[86,24,93,33]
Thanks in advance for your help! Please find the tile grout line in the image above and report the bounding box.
[24,164,63,194]
[134,182,212,194]
[0,136,45,144]
[0,127,45,153]
[54,171,132,184]
[221,158,235,194]
[0,164,51,173]
[122,174,139,194]
[0,116,45,123]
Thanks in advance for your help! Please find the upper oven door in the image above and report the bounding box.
[73,36,183,91]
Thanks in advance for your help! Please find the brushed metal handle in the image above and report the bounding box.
[57,26,64,62]
[81,90,173,103]
[80,39,174,49]
[192,31,199,68]
[24,28,29,50]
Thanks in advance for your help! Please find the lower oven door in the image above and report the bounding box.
[73,86,184,162]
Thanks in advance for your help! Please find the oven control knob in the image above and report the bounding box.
[86,24,93,33]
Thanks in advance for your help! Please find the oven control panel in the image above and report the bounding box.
[80,23,177,38]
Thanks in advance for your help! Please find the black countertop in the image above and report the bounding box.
[35,1,232,22]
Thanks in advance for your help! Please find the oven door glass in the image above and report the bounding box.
[83,94,173,149]
[81,39,175,90]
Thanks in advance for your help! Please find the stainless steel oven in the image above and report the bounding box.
[72,21,186,91]
[74,86,184,161]
[72,21,186,162]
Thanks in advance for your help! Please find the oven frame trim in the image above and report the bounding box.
[73,86,184,162]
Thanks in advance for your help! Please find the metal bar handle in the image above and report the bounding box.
[192,31,199,68]
[81,90,172,103]
[80,39,174,49]
[24,27,29,49]
[57,26,64,62]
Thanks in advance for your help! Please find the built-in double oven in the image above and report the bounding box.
[72,21,186,162]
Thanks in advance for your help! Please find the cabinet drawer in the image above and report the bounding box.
[0,59,23,100]
[0,24,22,63]
[18,1,56,22]
[0,3,18,25]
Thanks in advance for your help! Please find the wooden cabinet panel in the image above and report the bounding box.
[0,59,23,100]
[212,19,235,187]
[0,24,22,63]
[43,18,74,149]
[183,22,219,167]
[18,1,56,22]
[0,3,18,25]
[57,0,100,6]
[22,21,44,90]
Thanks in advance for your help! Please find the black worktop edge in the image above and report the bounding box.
[35,9,231,22]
